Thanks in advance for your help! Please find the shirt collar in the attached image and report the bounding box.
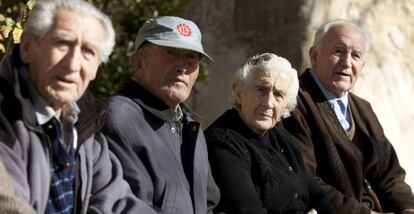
[309,69,349,108]
[135,98,183,122]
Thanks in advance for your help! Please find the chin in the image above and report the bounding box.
[53,93,80,105]
[167,92,190,103]
[253,124,272,133]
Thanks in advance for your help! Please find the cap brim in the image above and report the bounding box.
[147,39,213,61]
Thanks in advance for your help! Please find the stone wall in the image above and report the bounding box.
[184,0,414,188]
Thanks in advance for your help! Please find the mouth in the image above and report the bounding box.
[55,76,77,87]
[333,72,352,81]
[335,71,351,77]
[257,112,273,119]
[168,77,187,86]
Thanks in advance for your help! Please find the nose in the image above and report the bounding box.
[262,92,276,109]
[175,53,197,74]
[340,51,352,68]
[175,54,189,73]
[63,47,81,73]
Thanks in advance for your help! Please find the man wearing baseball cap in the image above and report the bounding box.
[101,16,220,214]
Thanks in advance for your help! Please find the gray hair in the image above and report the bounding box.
[312,19,371,56]
[23,0,115,63]
[232,53,299,118]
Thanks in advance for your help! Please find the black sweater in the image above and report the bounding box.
[205,109,335,214]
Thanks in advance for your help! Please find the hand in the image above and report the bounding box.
[370,211,395,214]
[401,209,414,214]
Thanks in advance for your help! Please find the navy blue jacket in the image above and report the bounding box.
[102,80,220,214]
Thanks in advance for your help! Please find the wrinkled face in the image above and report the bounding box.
[234,67,291,135]
[20,9,104,113]
[310,24,366,97]
[132,44,200,110]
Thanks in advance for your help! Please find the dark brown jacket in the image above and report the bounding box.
[283,69,414,214]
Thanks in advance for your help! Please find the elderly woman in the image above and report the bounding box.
[205,53,335,214]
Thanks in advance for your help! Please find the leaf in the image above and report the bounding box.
[5,17,14,27]
[12,23,23,43]
[0,43,5,53]
[0,14,5,22]
[0,25,13,38]
[26,0,36,10]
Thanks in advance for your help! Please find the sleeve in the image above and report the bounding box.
[0,140,42,213]
[206,169,220,214]
[199,133,221,214]
[0,159,35,214]
[355,102,414,212]
[282,102,371,214]
[306,173,336,214]
[85,133,158,214]
[0,108,32,206]
[0,142,32,205]
[373,136,414,212]
[206,131,267,214]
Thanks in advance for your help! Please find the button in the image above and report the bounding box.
[47,124,53,130]
[293,193,299,199]
[288,166,293,171]
[171,127,176,133]
[63,162,71,168]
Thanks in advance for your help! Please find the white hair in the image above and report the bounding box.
[23,0,115,63]
[312,19,371,56]
[231,53,299,118]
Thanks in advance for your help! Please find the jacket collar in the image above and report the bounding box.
[117,80,196,122]
[0,45,38,127]
[208,108,268,140]
[300,69,336,106]
[308,69,349,110]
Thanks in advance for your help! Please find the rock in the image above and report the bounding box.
[184,0,414,188]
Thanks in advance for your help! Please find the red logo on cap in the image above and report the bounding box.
[176,23,192,37]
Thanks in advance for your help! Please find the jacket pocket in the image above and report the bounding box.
[160,180,177,213]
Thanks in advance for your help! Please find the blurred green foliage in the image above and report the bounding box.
[0,0,194,101]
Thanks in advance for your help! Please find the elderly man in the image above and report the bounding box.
[101,16,220,214]
[283,19,414,214]
[0,0,157,213]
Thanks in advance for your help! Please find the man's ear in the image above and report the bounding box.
[130,52,142,73]
[232,83,242,105]
[19,34,32,64]
[309,47,318,68]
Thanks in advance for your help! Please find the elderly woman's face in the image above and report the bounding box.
[235,67,291,135]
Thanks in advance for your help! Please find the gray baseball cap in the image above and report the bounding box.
[134,16,212,61]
